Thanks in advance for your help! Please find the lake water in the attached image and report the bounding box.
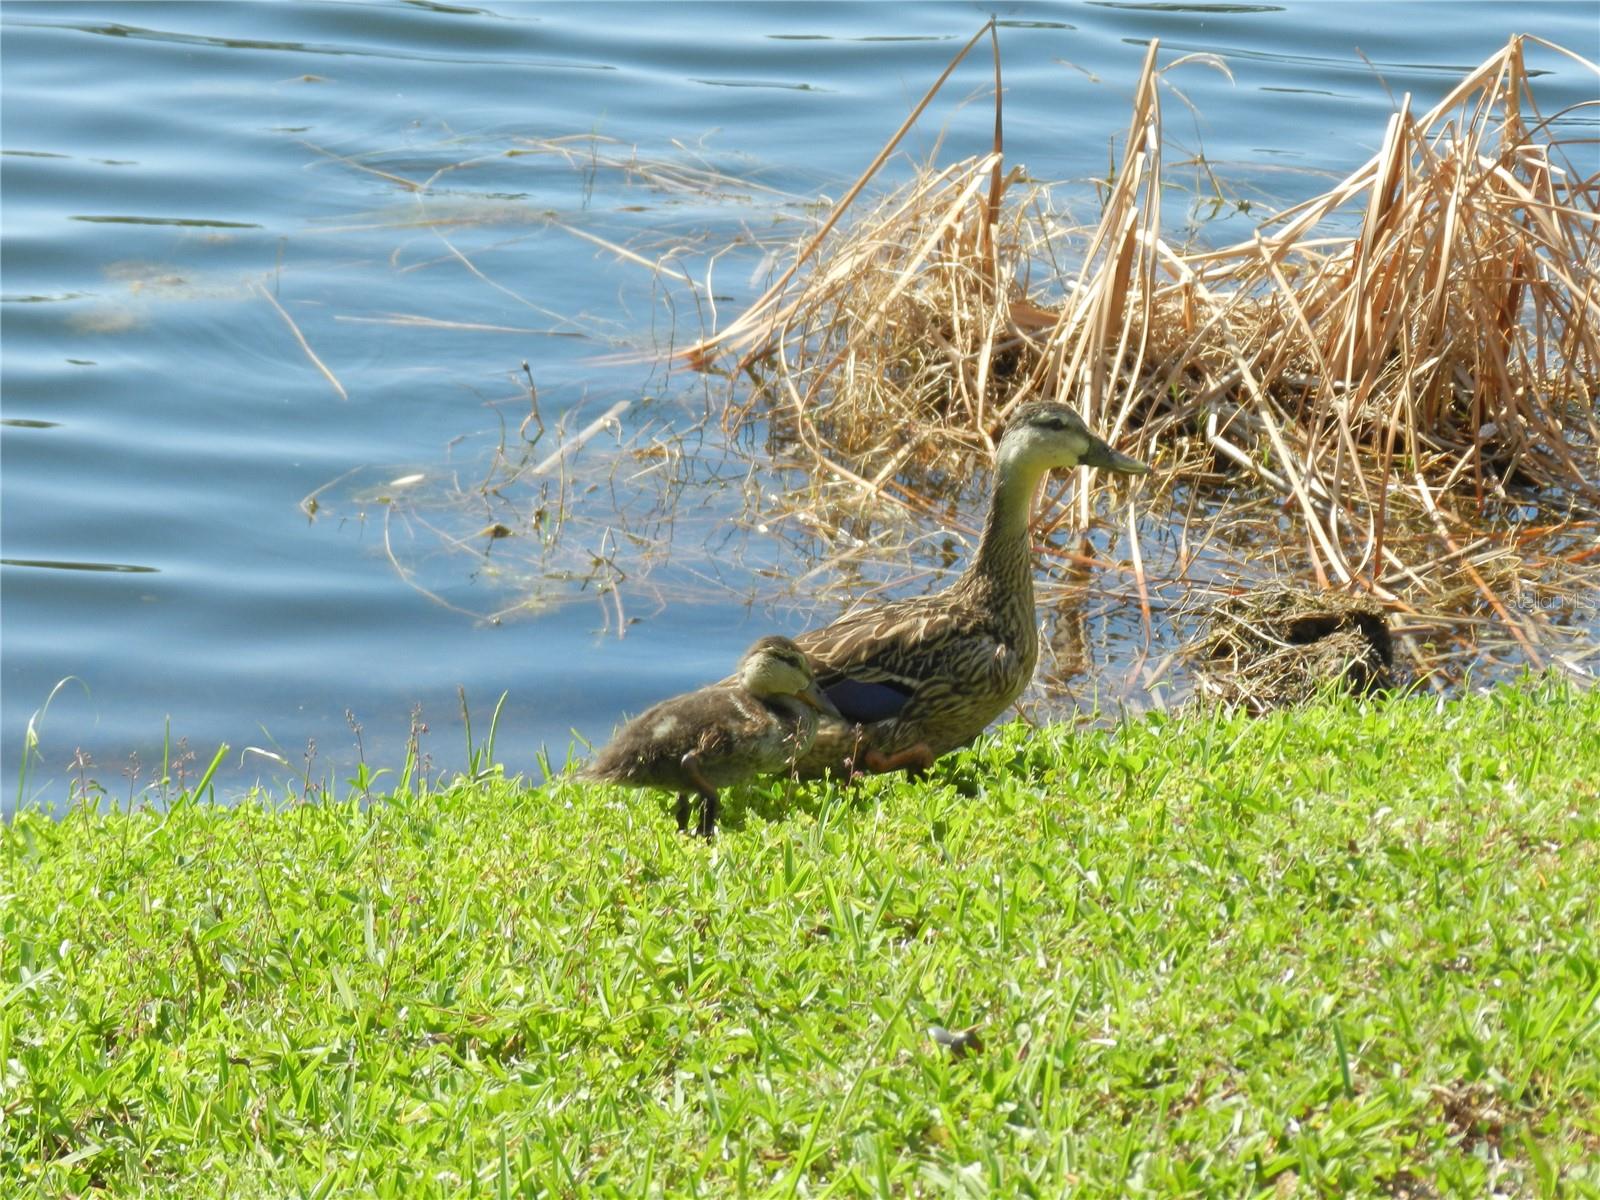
[4,1,1596,810]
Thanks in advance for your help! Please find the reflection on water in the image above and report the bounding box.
[2,1,1595,811]
[70,215,263,228]
[1,560,160,574]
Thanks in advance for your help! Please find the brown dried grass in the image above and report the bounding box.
[685,25,1600,673]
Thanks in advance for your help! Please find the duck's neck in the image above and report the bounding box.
[956,442,1044,613]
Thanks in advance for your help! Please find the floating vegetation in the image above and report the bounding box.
[293,130,817,633]
[686,25,1600,690]
[299,27,1598,704]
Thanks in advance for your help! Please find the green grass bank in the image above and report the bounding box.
[4,681,1598,1198]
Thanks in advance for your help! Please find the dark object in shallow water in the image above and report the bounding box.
[583,636,834,838]
[1189,584,1394,712]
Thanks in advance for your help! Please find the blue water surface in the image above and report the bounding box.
[3,1,1596,809]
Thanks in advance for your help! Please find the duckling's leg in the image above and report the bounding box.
[679,751,720,839]
[696,788,720,840]
[674,794,692,833]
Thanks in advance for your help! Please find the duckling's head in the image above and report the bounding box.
[737,636,833,713]
[998,401,1150,477]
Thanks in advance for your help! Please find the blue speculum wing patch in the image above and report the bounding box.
[823,676,915,723]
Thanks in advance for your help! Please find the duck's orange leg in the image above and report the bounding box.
[863,743,935,776]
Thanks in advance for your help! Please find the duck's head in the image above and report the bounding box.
[997,401,1150,477]
[737,636,835,714]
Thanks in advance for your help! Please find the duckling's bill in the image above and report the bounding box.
[797,677,841,718]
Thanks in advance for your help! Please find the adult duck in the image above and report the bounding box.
[585,635,834,837]
[794,401,1149,778]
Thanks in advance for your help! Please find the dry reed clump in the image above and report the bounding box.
[687,24,1599,672]
[1186,584,1394,712]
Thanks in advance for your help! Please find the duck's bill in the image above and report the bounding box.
[1080,437,1150,475]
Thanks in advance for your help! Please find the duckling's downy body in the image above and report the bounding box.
[584,636,831,837]
[793,401,1149,778]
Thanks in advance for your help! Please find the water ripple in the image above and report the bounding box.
[2,559,161,574]
[6,18,618,72]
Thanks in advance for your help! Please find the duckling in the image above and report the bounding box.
[583,635,835,838]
